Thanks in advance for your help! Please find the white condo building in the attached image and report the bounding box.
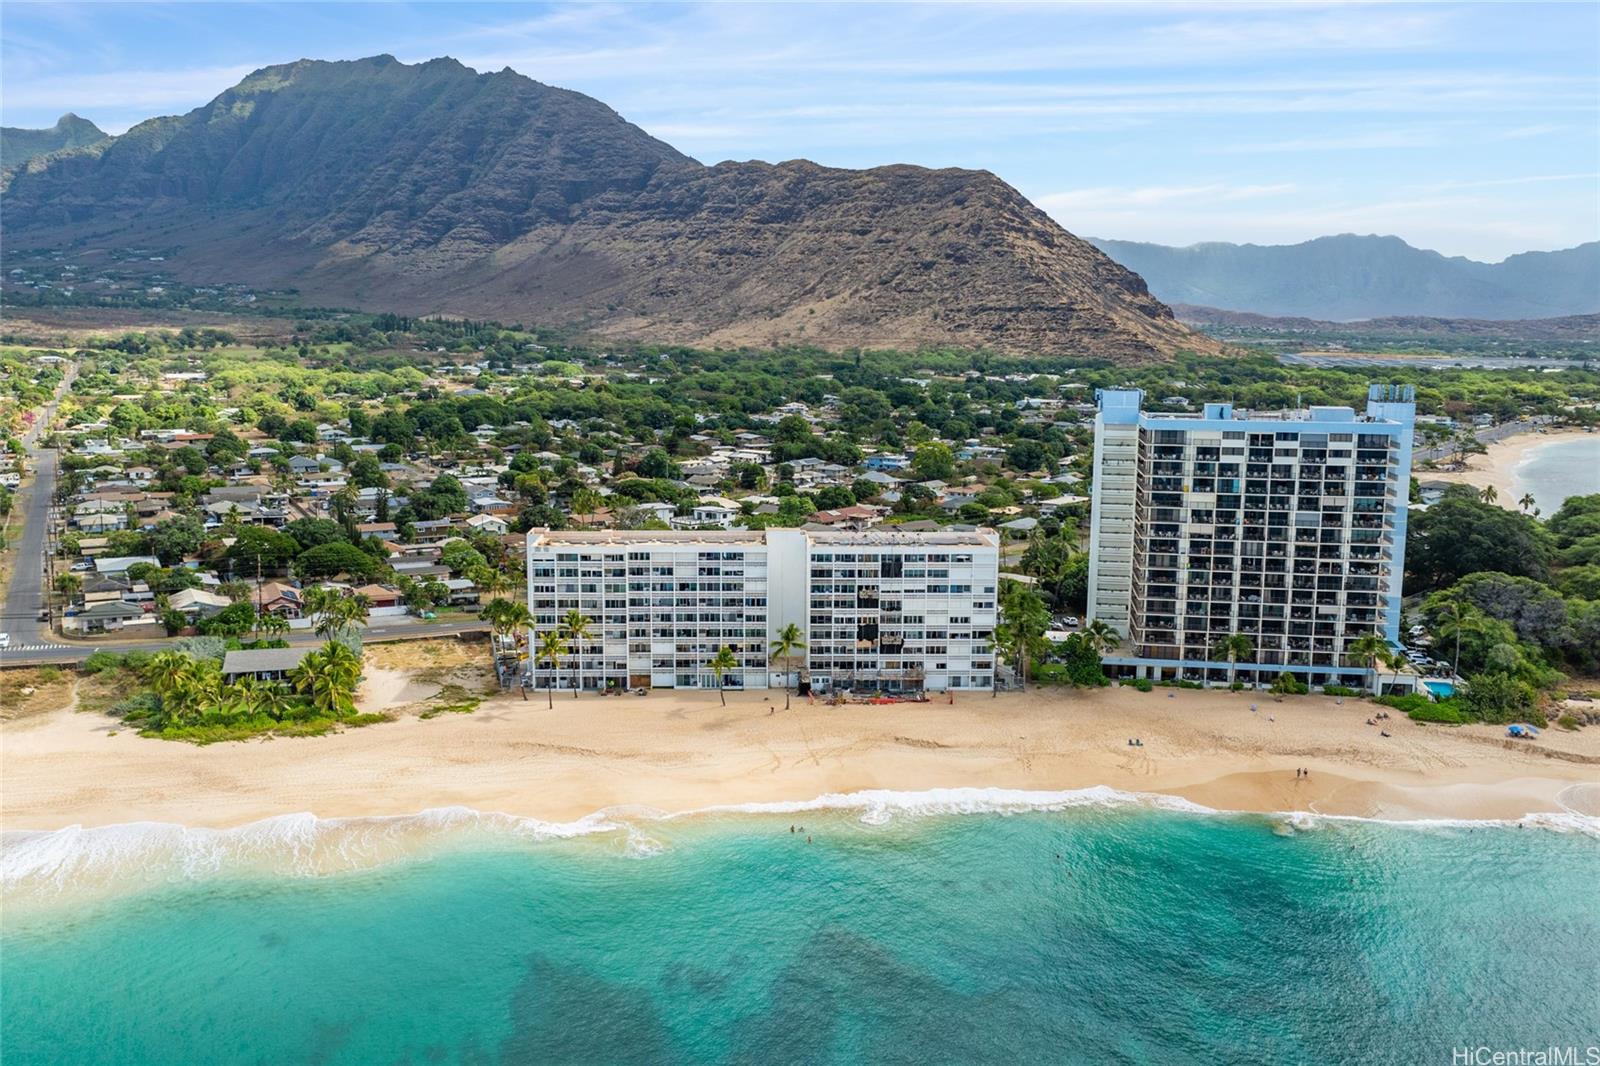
[1088,385,1416,687]
[526,528,1000,693]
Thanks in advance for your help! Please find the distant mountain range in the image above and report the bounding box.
[1088,235,1600,321]
[1,56,1210,362]
[0,113,108,171]
[1172,306,1600,343]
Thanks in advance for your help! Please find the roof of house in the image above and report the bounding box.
[221,648,315,676]
[168,588,232,610]
[75,600,146,619]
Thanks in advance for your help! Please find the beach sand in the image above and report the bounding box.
[1425,428,1592,509]
[4,679,1598,832]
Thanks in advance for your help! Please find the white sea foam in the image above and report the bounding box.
[1270,807,1600,839]
[6,787,1594,904]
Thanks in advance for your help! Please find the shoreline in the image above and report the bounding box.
[1423,427,1595,508]
[6,683,1598,838]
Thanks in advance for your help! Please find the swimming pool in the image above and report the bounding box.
[1423,680,1456,699]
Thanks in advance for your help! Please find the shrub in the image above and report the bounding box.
[80,650,125,674]
[1130,677,1153,692]
[1322,685,1361,698]
[1556,715,1581,731]
[173,636,228,663]
[1408,701,1467,724]
[1460,672,1543,726]
[1271,672,1308,695]
[111,691,163,723]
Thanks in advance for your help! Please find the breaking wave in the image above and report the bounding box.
[6,787,1595,905]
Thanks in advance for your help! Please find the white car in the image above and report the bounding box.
[0,633,10,649]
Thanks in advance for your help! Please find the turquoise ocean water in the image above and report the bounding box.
[4,794,1597,1065]
[1514,436,1599,516]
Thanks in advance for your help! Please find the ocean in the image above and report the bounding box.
[1514,436,1600,516]
[4,792,1598,1066]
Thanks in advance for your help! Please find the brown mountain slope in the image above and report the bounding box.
[3,55,1213,360]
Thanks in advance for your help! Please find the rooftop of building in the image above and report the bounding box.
[526,527,998,549]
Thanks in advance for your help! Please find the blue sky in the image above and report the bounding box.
[4,1,1595,260]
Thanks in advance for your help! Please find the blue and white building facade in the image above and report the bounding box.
[1088,385,1416,686]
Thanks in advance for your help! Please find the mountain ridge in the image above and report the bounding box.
[3,55,1210,361]
[1087,234,1600,321]
[0,112,109,171]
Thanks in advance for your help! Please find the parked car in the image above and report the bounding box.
[0,633,10,648]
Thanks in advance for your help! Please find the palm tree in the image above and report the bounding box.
[1436,600,1465,679]
[1209,632,1255,688]
[291,641,362,719]
[254,681,298,723]
[1345,631,1389,696]
[1480,484,1498,505]
[256,609,289,642]
[561,609,593,697]
[1378,648,1406,699]
[1084,619,1119,656]
[1518,492,1536,513]
[536,629,568,709]
[144,650,191,699]
[707,646,739,706]
[169,659,222,725]
[223,675,261,719]
[999,581,1050,690]
[768,622,806,710]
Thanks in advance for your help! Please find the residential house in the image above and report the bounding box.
[63,599,151,635]
[94,555,162,577]
[253,581,304,618]
[221,647,314,684]
[441,577,481,606]
[167,588,233,620]
[464,513,509,536]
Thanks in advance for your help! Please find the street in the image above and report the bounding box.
[1413,416,1556,465]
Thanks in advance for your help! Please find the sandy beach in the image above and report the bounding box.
[1424,428,1596,509]
[4,666,1598,832]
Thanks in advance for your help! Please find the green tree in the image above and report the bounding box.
[290,641,363,719]
[560,609,594,697]
[223,526,299,577]
[769,622,807,710]
[1083,619,1119,656]
[1406,488,1552,590]
[1209,633,1255,688]
[295,541,384,581]
[997,580,1050,691]
[1344,631,1390,696]
[536,629,568,708]
[706,646,739,706]
[911,441,955,481]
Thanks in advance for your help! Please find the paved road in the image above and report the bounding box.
[1,365,74,651]
[0,447,57,641]
[1,619,492,667]
[1413,417,1555,464]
